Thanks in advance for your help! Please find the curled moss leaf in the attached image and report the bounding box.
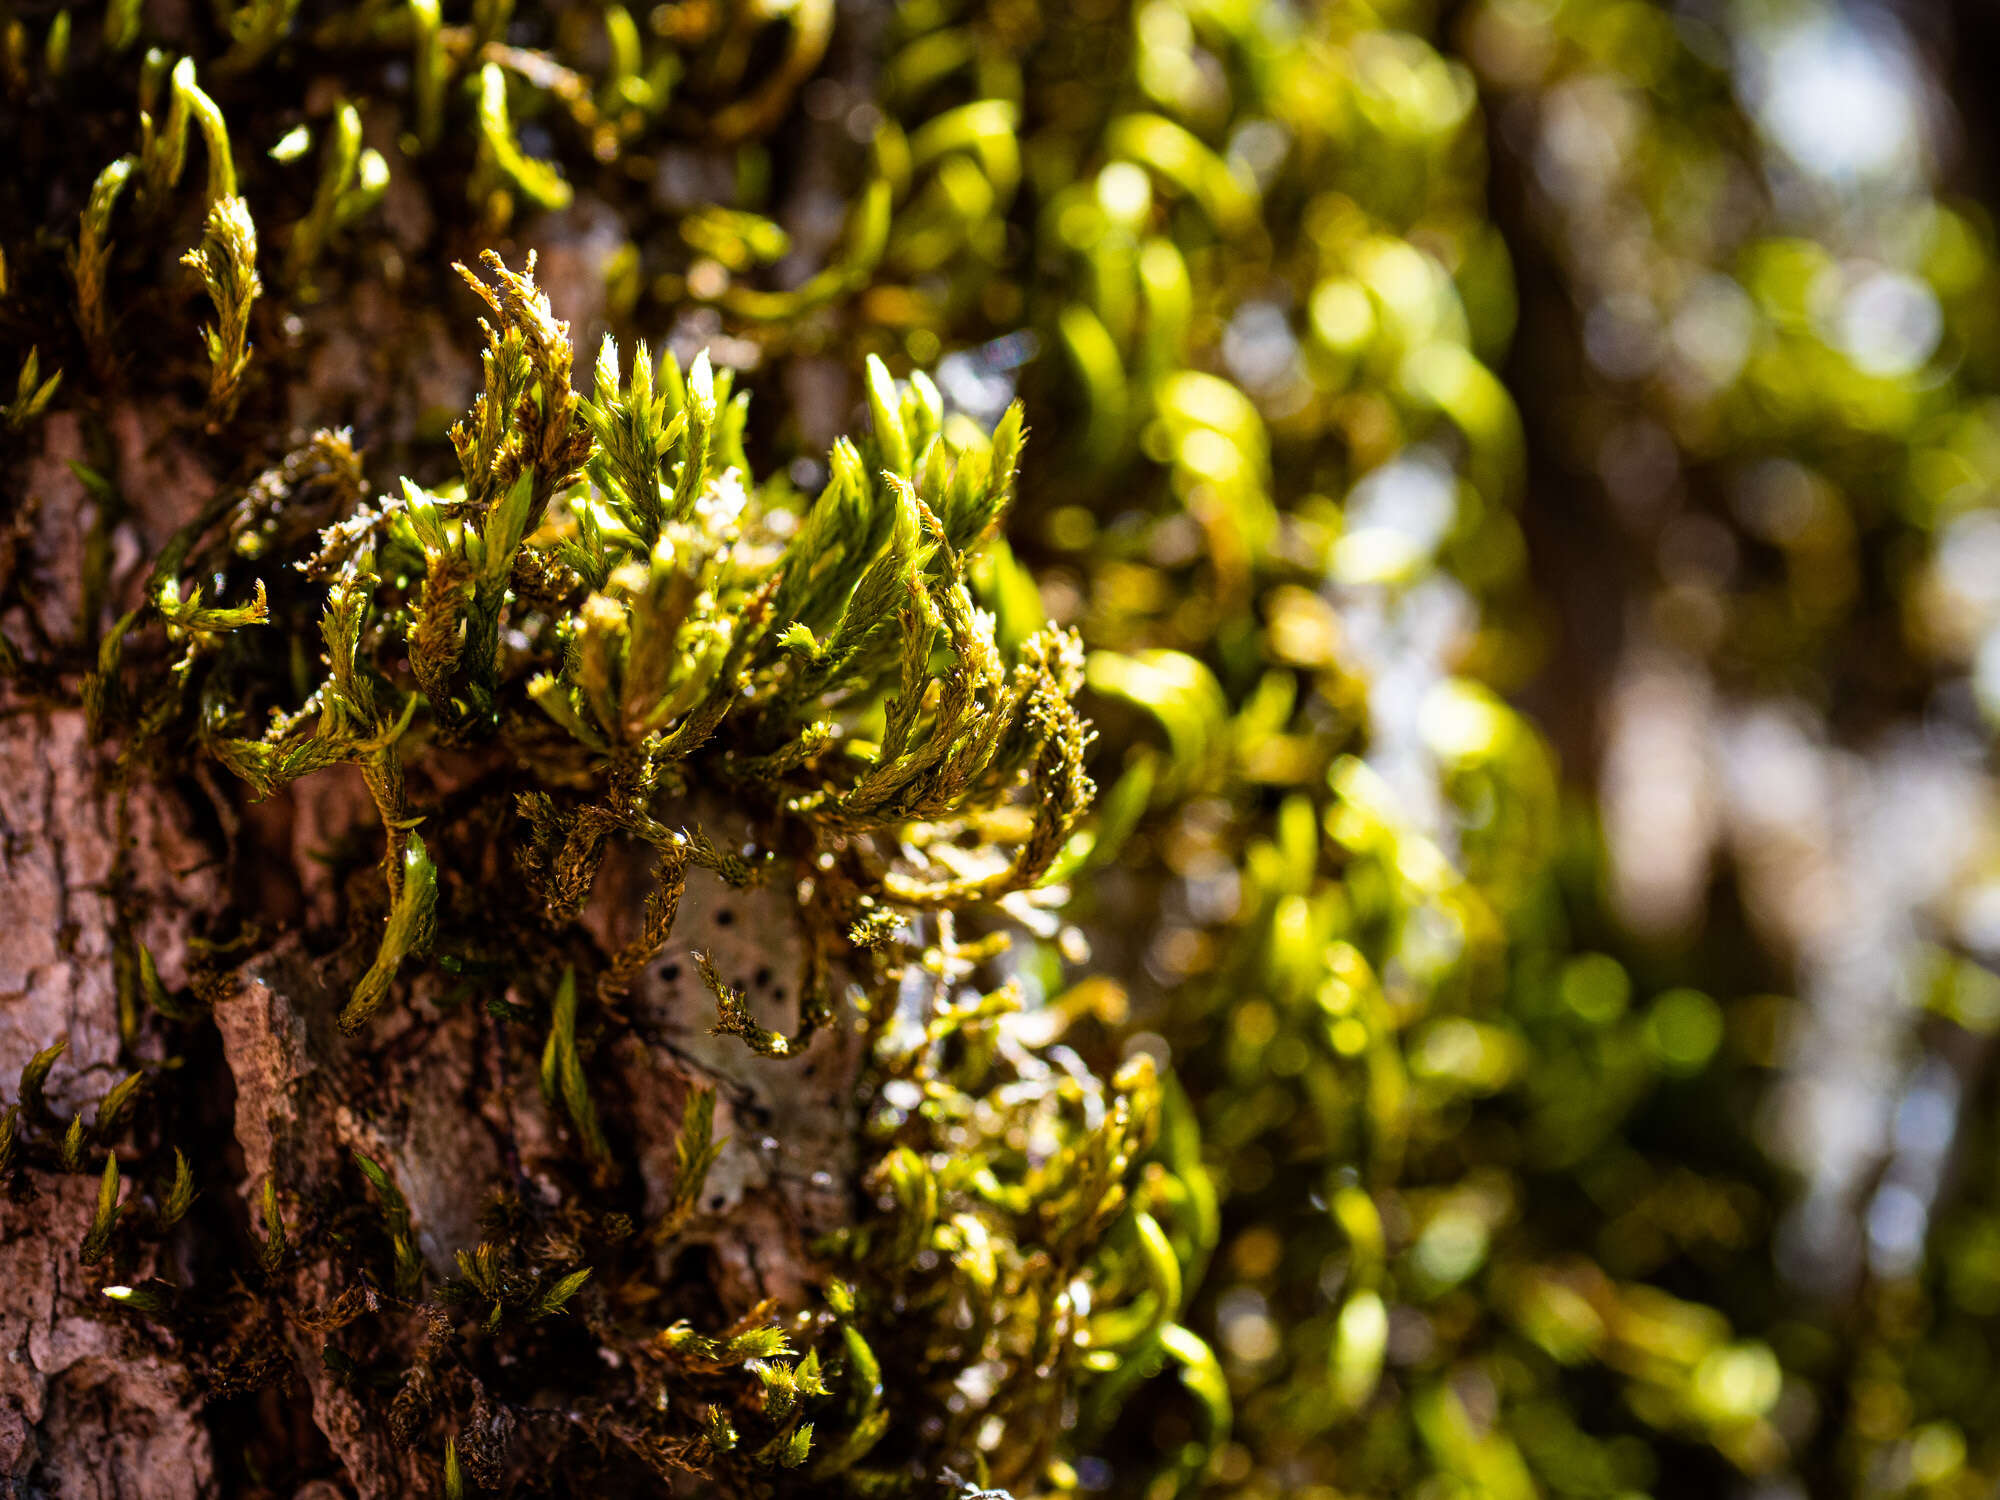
[352,1149,409,1229]
[59,1113,86,1172]
[871,1146,938,1269]
[159,1148,196,1229]
[474,61,572,215]
[707,0,830,143]
[102,0,139,52]
[42,10,69,77]
[534,1266,591,1317]
[136,943,203,1022]
[180,194,262,423]
[864,354,913,480]
[92,1071,144,1139]
[102,1281,176,1317]
[156,575,268,636]
[539,967,609,1164]
[650,1084,722,1243]
[1156,1324,1231,1487]
[353,1149,423,1295]
[3,346,63,428]
[19,1039,67,1122]
[69,155,135,373]
[407,0,447,149]
[722,177,891,321]
[268,122,310,161]
[259,1177,287,1272]
[288,101,356,280]
[137,63,186,206]
[810,1315,886,1479]
[169,57,236,204]
[341,833,438,1034]
[775,1421,811,1468]
[286,101,388,284]
[80,1153,122,1265]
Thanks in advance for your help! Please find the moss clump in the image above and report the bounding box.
[177,246,1093,1034]
[3,89,1211,1480]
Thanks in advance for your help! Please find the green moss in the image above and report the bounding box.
[3,44,1194,1471]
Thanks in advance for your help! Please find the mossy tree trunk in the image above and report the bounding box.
[1,391,860,1495]
[0,0,1161,1490]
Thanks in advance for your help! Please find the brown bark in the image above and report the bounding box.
[0,1169,214,1497]
[2,394,229,1481]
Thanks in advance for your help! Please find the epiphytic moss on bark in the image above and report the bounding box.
[0,7,1219,1495]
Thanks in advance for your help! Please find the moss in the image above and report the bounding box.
[0,23,1200,1480]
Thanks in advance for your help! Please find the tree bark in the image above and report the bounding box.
[3,409,227,1488]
